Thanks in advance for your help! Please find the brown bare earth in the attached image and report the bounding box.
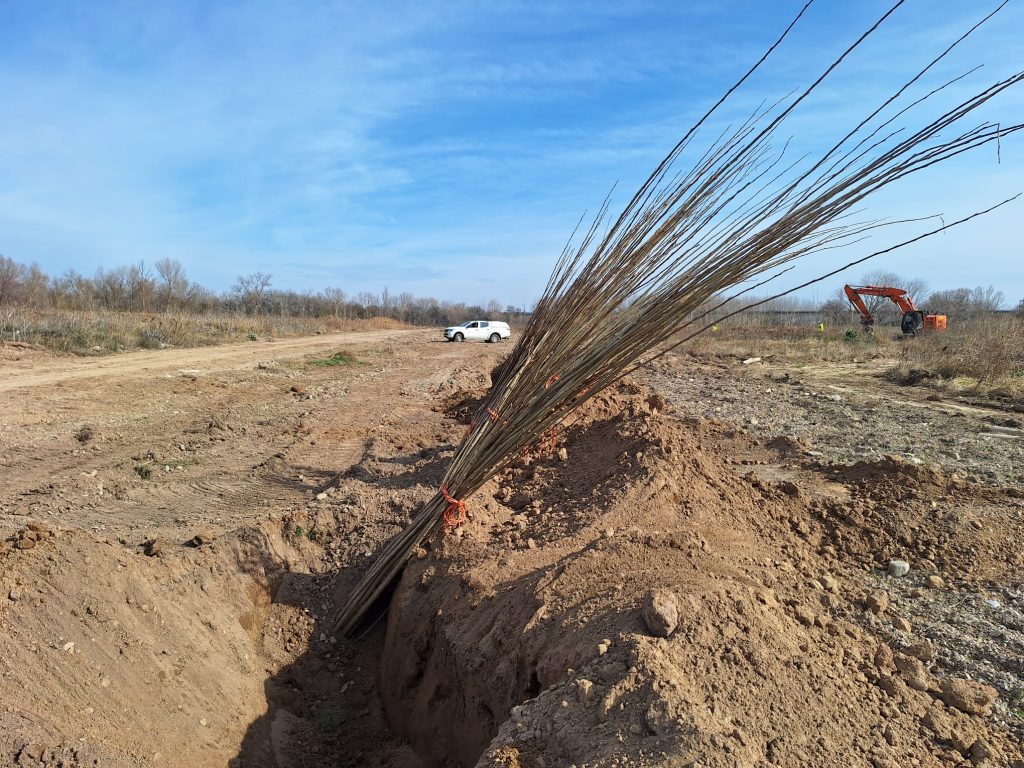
[1,332,1022,767]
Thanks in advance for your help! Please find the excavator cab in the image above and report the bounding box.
[900,310,924,336]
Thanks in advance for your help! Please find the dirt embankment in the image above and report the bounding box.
[0,331,505,767]
[1,521,298,765]
[378,382,1024,768]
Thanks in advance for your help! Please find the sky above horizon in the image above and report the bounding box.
[1,0,1022,308]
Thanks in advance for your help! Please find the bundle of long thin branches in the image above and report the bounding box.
[334,0,1022,636]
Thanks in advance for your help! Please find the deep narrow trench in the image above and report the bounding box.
[230,357,517,767]
[229,544,396,767]
[232,538,512,768]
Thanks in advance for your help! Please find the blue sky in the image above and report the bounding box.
[1,1,1021,307]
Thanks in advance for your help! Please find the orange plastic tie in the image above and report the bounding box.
[544,374,560,389]
[464,418,477,439]
[485,407,508,428]
[440,483,467,527]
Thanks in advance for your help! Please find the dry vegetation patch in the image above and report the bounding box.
[682,317,1024,405]
[889,317,1024,401]
[680,323,899,365]
[0,307,408,355]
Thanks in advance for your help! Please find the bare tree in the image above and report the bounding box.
[22,264,49,309]
[820,297,852,325]
[51,269,94,310]
[232,272,273,315]
[927,285,1005,320]
[155,258,188,312]
[126,261,154,312]
[0,255,26,305]
[94,266,129,310]
[323,287,346,317]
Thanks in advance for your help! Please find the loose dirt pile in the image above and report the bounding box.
[379,382,1024,767]
[0,520,298,765]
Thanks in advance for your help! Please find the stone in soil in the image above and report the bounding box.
[940,677,998,717]
[894,654,933,692]
[143,538,163,556]
[189,530,216,546]
[887,560,910,577]
[867,590,890,614]
[905,639,934,661]
[640,588,679,637]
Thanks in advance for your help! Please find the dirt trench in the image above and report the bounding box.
[0,331,505,767]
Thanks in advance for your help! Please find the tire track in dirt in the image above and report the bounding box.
[0,332,502,540]
[0,330,414,393]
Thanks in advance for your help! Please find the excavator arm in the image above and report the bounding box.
[843,284,876,326]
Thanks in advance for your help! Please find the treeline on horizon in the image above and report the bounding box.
[0,256,523,326]
[1,255,1020,326]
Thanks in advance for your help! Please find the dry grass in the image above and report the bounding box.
[0,307,407,355]
[890,316,1024,400]
[679,323,900,364]
[681,316,1023,403]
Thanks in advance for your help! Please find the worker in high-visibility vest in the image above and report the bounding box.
[818,322,825,332]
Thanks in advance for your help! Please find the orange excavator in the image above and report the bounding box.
[843,284,948,335]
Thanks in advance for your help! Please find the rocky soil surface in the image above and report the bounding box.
[644,354,1024,487]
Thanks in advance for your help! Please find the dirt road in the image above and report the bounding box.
[0,330,495,540]
[0,330,414,393]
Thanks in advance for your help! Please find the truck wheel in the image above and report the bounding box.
[489,333,501,343]
[453,333,464,342]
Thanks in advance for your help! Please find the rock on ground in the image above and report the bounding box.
[640,588,679,638]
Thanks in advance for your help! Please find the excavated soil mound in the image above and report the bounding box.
[379,382,1024,768]
[820,456,1024,581]
[0,522,298,766]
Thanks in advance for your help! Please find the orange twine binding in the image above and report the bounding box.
[544,374,560,389]
[486,407,508,428]
[440,483,467,527]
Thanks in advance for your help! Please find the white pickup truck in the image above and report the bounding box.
[443,320,511,343]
